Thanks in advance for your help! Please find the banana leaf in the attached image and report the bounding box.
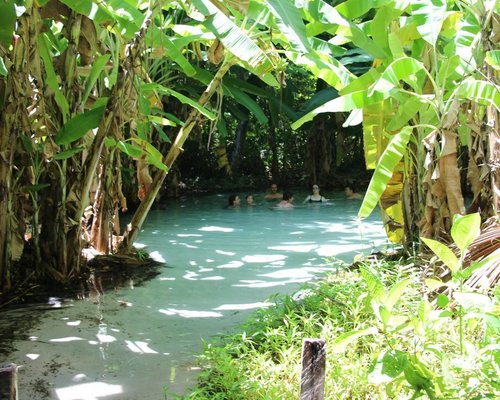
[358,126,412,219]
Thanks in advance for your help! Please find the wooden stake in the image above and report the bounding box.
[300,339,326,400]
[0,364,18,400]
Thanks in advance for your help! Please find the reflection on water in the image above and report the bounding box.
[0,192,388,399]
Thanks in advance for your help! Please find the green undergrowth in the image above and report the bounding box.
[170,253,499,400]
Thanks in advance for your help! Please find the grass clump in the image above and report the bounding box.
[172,252,499,400]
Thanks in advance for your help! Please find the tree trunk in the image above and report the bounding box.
[229,119,248,173]
[120,59,235,252]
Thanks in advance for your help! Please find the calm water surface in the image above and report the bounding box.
[0,192,388,399]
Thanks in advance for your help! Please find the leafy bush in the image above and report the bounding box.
[171,214,500,399]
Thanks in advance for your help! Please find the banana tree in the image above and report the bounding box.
[292,0,500,246]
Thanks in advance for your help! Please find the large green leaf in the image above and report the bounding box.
[0,0,16,49]
[286,50,354,91]
[82,54,110,105]
[266,0,310,52]
[456,79,500,111]
[485,50,500,71]
[295,0,387,58]
[55,106,106,146]
[0,57,7,76]
[369,57,425,95]
[421,237,459,273]
[190,0,273,75]
[129,137,168,172]
[60,0,140,38]
[411,0,447,47]
[386,96,425,131]
[147,27,197,76]
[224,85,267,124]
[332,327,378,353]
[358,126,412,218]
[38,34,70,121]
[335,0,392,19]
[292,89,385,129]
[451,213,480,253]
[142,83,216,120]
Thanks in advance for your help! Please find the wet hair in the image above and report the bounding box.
[228,194,238,206]
[246,194,253,200]
[282,191,293,201]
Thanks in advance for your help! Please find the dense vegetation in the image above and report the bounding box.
[176,215,499,399]
[0,1,498,398]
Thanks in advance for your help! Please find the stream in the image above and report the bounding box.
[0,192,388,399]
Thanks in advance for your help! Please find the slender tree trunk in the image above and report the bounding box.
[229,119,248,173]
[120,59,235,252]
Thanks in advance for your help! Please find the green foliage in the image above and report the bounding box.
[174,229,500,399]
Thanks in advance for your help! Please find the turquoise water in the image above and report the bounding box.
[1,192,388,399]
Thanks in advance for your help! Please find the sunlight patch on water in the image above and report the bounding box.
[178,243,197,249]
[216,261,244,269]
[50,337,85,343]
[125,340,158,354]
[96,334,116,343]
[213,302,273,311]
[26,353,39,360]
[177,233,202,237]
[159,308,223,318]
[55,382,122,400]
[268,244,317,252]
[149,251,166,263]
[183,271,199,280]
[242,254,287,263]
[199,226,234,232]
[234,280,302,288]
[259,268,314,279]
[201,276,224,280]
[216,249,236,256]
[66,320,81,326]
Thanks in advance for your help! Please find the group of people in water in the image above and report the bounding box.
[227,183,363,208]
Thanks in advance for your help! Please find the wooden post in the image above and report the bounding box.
[300,339,326,400]
[0,364,18,400]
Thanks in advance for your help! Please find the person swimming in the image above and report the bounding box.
[264,183,283,201]
[246,194,255,206]
[227,194,241,208]
[303,185,328,203]
[345,186,363,200]
[277,192,294,208]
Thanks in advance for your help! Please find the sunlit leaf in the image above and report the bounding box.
[411,0,446,47]
[485,50,500,70]
[421,237,459,273]
[386,279,411,311]
[424,278,445,291]
[456,79,500,111]
[451,213,480,252]
[266,0,310,52]
[358,126,412,218]
[332,327,378,353]
[191,0,273,74]
[368,349,406,384]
